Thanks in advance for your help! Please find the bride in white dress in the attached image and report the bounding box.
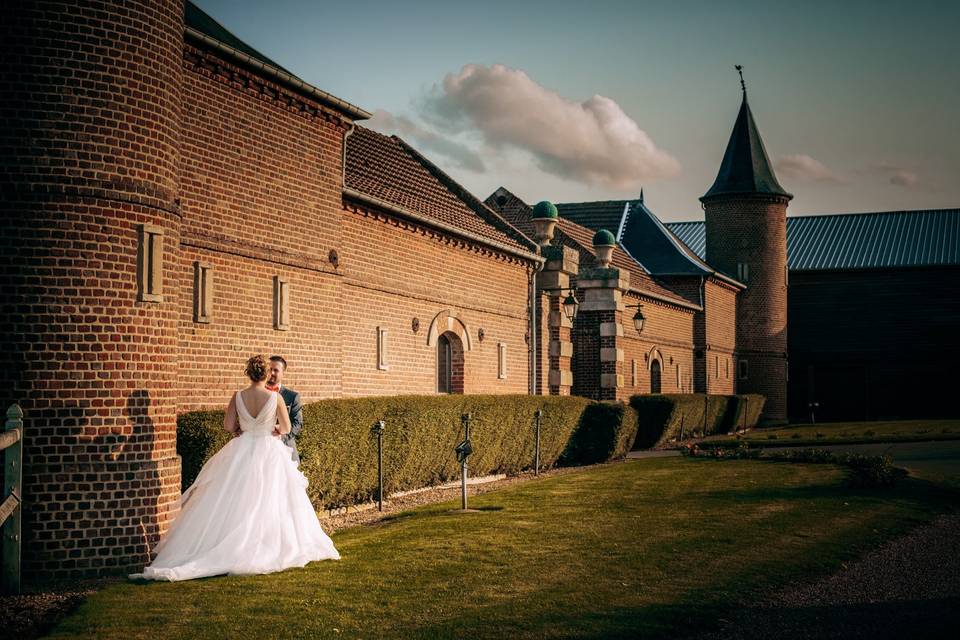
[131,354,340,581]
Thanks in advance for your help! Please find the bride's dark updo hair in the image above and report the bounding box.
[244,354,269,382]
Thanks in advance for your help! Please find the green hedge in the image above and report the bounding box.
[560,401,639,465]
[720,394,766,433]
[178,394,593,509]
[680,443,907,489]
[630,393,767,449]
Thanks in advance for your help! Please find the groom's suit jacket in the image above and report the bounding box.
[278,386,303,465]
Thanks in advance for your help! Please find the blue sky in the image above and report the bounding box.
[195,0,960,221]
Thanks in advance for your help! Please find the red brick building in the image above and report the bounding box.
[7,0,942,582]
[1,1,544,581]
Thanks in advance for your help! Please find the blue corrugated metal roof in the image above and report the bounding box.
[664,209,960,271]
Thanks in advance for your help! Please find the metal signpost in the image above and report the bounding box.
[372,420,386,511]
[455,413,473,510]
[534,409,542,476]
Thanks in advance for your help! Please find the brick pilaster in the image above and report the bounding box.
[574,267,631,401]
[537,246,578,395]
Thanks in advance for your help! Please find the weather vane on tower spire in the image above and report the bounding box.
[735,64,746,95]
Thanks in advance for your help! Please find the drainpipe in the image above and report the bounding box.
[529,259,544,395]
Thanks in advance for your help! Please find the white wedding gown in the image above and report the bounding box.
[131,391,340,581]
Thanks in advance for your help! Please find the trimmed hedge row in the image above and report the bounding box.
[630,393,767,449]
[560,401,639,465]
[178,394,634,509]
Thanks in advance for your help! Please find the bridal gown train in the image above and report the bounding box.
[131,391,340,581]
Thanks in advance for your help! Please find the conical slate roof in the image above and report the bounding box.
[701,94,792,201]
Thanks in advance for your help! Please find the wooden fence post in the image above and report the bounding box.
[2,403,23,594]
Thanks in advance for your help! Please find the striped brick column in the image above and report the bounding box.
[538,246,578,395]
[575,266,630,401]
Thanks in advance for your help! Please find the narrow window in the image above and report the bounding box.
[725,358,730,380]
[377,326,389,370]
[438,334,451,392]
[650,360,662,393]
[273,276,290,331]
[137,224,164,302]
[193,262,213,323]
[785,264,789,287]
[737,262,749,282]
[715,354,719,379]
[498,343,507,379]
[631,359,638,387]
[676,363,682,389]
[738,359,748,380]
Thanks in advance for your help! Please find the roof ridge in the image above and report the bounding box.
[391,136,539,252]
[664,208,960,225]
[556,199,632,207]
[791,208,960,220]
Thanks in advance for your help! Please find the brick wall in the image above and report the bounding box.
[0,0,184,580]
[340,205,531,397]
[703,278,738,395]
[176,46,349,411]
[621,294,696,396]
[704,195,789,422]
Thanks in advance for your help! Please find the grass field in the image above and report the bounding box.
[703,419,960,448]
[48,458,955,639]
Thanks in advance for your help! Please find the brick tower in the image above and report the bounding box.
[0,1,184,579]
[700,85,792,425]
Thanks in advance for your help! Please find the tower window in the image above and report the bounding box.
[137,224,164,302]
[632,359,638,387]
[738,359,748,380]
[498,343,507,379]
[737,262,749,282]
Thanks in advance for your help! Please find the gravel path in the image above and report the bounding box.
[691,512,960,639]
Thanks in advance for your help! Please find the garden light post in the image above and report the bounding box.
[373,420,386,511]
[534,409,543,476]
[456,413,473,510]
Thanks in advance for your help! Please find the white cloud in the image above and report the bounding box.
[420,64,680,190]
[775,154,846,184]
[365,109,486,173]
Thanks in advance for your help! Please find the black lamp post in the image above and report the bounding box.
[562,293,579,321]
[632,305,645,334]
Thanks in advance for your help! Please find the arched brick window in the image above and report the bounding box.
[650,359,662,394]
[437,332,464,394]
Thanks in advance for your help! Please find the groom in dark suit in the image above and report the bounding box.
[266,355,304,466]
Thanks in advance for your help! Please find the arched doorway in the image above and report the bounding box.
[650,359,662,394]
[437,331,465,394]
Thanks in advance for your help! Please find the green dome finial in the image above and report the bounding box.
[592,229,616,247]
[531,201,558,220]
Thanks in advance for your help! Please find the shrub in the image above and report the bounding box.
[178,394,593,509]
[560,401,639,465]
[630,393,766,448]
[680,445,907,489]
[720,394,766,433]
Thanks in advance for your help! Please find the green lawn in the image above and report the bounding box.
[49,458,954,639]
[704,419,960,448]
